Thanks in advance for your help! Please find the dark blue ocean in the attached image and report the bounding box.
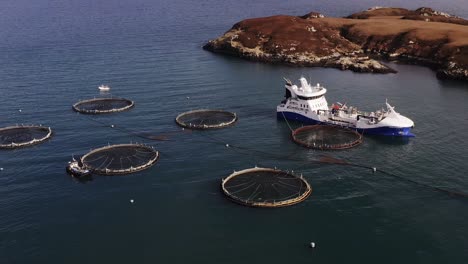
[1,0,468,263]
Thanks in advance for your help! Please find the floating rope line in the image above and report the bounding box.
[80,114,183,143]
[280,111,295,132]
[77,110,468,199]
[317,155,468,199]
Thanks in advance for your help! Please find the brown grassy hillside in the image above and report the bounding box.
[204,7,468,81]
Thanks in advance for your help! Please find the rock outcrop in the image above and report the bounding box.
[204,7,468,81]
[349,7,468,26]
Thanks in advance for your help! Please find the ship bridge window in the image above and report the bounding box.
[297,95,323,100]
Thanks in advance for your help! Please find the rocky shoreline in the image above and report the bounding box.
[203,7,468,81]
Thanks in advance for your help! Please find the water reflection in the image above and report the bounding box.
[366,135,411,145]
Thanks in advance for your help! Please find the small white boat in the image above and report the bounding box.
[98,84,111,91]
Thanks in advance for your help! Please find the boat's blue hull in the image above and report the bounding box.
[277,111,414,137]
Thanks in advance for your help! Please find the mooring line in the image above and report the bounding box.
[318,155,468,199]
[78,113,468,199]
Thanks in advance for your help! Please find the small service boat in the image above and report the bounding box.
[277,77,415,137]
[98,84,111,91]
[66,158,91,178]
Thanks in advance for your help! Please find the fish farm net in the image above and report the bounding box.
[175,109,237,129]
[291,125,362,150]
[0,125,52,149]
[81,144,159,175]
[72,98,134,114]
[221,167,312,208]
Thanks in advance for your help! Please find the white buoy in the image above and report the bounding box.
[18,109,22,112]
[130,199,134,203]
[372,167,377,173]
[111,125,115,128]
[225,144,229,147]
[186,96,190,99]
[310,242,316,248]
[0,168,3,171]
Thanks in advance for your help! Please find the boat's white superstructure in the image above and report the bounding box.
[276,77,414,137]
[98,84,111,91]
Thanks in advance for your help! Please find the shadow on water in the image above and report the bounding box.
[365,135,411,146]
[71,174,94,184]
[276,117,309,130]
[437,78,468,90]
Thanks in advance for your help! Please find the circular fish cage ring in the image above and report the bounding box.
[292,125,362,150]
[81,144,159,175]
[72,98,134,114]
[0,125,52,149]
[221,167,312,208]
[175,109,237,129]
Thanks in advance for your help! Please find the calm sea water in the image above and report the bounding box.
[1,0,468,263]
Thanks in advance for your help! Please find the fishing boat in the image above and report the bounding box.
[277,77,415,137]
[98,84,111,91]
[66,158,91,178]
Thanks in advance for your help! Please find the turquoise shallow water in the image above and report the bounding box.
[1,0,468,263]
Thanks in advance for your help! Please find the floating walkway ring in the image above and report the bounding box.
[291,125,363,150]
[0,125,53,149]
[175,109,237,129]
[81,143,159,175]
[221,167,312,208]
[72,98,134,114]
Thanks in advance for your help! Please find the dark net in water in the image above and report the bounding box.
[81,144,159,175]
[72,98,134,114]
[0,125,52,149]
[292,125,362,150]
[175,109,237,129]
[221,167,312,207]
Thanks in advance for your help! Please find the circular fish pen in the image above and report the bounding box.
[292,125,362,150]
[0,125,52,149]
[221,167,312,208]
[72,98,134,114]
[81,143,159,175]
[175,109,237,129]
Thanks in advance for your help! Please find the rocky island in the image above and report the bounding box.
[204,7,468,81]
